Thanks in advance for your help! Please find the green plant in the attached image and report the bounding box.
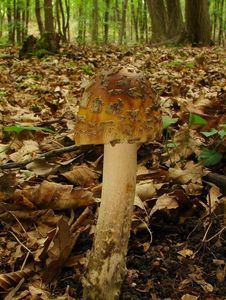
[81,64,94,75]
[3,124,54,135]
[0,90,7,97]
[198,125,226,166]
[162,114,225,167]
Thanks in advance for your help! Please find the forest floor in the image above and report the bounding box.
[0,44,225,300]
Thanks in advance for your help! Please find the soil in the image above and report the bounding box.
[51,211,226,300]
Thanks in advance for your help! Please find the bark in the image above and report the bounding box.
[35,0,44,35]
[104,0,110,43]
[65,0,70,41]
[131,0,139,42]
[16,0,22,44]
[217,0,224,45]
[118,0,128,45]
[146,0,167,42]
[92,0,99,44]
[7,1,14,43]
[44,0,54,33]
[58,0,66,41]
[185,0,211,46]
[165,0,184,40]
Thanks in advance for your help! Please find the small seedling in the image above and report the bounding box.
[81,64,94,75]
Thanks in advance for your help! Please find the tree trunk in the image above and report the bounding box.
[16,0,22,44]
[56,0,62,37]
[58,0,66,41]
[217,0,224,45]
[104,0,110,44]
[165,0,184,40]
[185,0,211,46]
[44,0,54,33]
[146,0,167,42]
[131,0,139,42]
[118,0,128,45]
[92,0,99,44]
[7,1,14,43]
[35,0,44,35]
[65,0,70,41]
[25,0,30,37]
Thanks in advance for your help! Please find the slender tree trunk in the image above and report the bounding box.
[58,0,66,41]
[7,0,14,43]
[104,0,110,44]
[185,0,211,46]
[143,0,148,43]
[212,0,217,42]
[56,0,62,36]
[0,1,3,38]
[92,0,99,44]
[218,0,224,45]
[146,0,167,42]
[118,0,128,45]
[35,0,44,35]
[131,0,139,42]
[16,0,22,44]
[44,0,54,33]
[25,0,30,37]
[65,0,70,41]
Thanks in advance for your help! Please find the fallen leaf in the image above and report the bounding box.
[177,249,194,258]
[150,194,178,216]
[63,164,99,187]
[181,294,198,300]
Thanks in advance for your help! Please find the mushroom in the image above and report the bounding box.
[74,65,161,300]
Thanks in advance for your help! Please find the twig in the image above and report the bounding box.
[9,231,32,254]
[0,144,79,169]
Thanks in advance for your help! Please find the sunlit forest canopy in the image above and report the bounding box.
[0,0,225,46]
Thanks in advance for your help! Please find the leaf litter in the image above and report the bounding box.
[0,45,225,299]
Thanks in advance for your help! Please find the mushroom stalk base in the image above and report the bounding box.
[83,143,137,300]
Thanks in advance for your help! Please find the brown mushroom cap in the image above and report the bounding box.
[74,65,161,145]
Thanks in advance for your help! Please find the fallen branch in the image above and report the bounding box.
[204,173,226,196]
[0,144,79,170]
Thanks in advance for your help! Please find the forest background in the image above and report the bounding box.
[0,0,225,48]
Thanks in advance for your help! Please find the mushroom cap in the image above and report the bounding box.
[74,65,161,145]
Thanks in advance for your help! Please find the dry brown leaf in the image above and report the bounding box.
[169,161,205,184]
[181,294,198,300]
[201,186,222,214]
[150,193,178,217]
[182,183,203,196]
[177,249,194,258]
[0,265,32,290]
[42,216,80,283]
[28,285,50,300]
[26,160,59,176]
[13,180,95,209]
[9,140,40,162]
[189,273,214,293]
[136,180,157,201]
[63,164,99,187]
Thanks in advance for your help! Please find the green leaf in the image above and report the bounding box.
[189,113,208,126]
[166,142,178,148]
[198,148,223,166]
[201,128,218,137]
[3,125,54,134]
[162,116,179,129]
[218,130,226,139]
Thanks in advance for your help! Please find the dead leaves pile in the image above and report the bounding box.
[0,45,225,299]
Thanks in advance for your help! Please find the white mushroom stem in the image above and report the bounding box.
[83,143,137,300]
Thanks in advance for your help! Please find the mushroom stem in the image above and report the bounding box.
[83,143,137,300]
